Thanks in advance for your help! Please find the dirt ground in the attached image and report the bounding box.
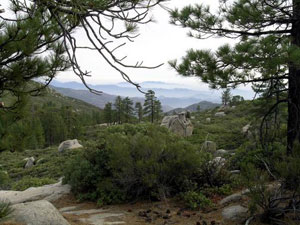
[1,193,270,225]
[52,194,231,225]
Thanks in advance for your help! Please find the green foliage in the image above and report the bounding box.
[181,191,213,210]
[64,123,213,205]
[0,147,81,189]
[202,184,233,197]
[143,90,162,123]
[12,176,56,191]
[0,89,102,151]
[221,88,231,106]
[0,201,13,222]
[0,170,10,189]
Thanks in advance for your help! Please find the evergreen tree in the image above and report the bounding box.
[230,95,245,106]
[123,97,134,123]
[143,90,157,123]
[135,102,143,123]
[114,96,124,124]
[154,99,163,122]
[103,102,114,124]
[169,0,300,154]
[221,88,232,106]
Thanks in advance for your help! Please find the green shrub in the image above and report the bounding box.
[0,170,10,189]
[12,176,56,191]
[202,184,233,197]
[181,191,213,210]
[64,123,210,205]
[0,201,13,222]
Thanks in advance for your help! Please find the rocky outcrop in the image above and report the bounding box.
[11,200,70,225]
[222,205,249,224]
[161,112,193,137]
[0,180,71,204]
[58,139,83,153]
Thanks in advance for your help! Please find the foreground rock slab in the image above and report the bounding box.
[61,206,126,225]
[11,200,70,225]
[0,180,71,204]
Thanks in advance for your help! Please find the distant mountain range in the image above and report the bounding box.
[167,101,221,115]
[50,80,254,110]
[50,80,223,106]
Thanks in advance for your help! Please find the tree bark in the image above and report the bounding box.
[287,0,300,155]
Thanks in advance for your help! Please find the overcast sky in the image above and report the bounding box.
[55,0,242,91]
[2,0,252,94]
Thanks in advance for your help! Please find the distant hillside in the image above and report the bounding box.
[51,86,173,112]
[167,101,220,114]
[31,87,102,113]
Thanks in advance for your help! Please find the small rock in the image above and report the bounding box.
[222,205,249,223]
[219,193,243,205]
[230,170,241,175]
[215,149,228,157]
[24,157,35,169]
[215,112,225,117]
[138,211,147,217]
[166,209,171,214]
[203,141,217,153]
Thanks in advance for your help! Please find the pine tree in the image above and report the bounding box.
[114,96,124,124]
[221,88,232,106]
[169,0,300,154]
[103,102,114,124]
[135,102,143,123]
[154,99,163,122]
[123,97,134,123]
[143,90,157,123]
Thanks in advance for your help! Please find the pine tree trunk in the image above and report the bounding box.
[287,0,300,155]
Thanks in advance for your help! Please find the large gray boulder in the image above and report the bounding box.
[161,112,193,137]
[11,200,70,225]
[0,180,71,204]
[58,139,83,153]
[222,205,249,224]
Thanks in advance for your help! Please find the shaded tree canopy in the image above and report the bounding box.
[169,0,300,155]
[0,0,166,109]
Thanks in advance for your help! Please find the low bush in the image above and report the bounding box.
[0,170,10,189]
[180,191,213,210]
[64,123,215,205]
[12,176,56,191]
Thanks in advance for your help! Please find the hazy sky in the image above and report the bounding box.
[55,0,242,91]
